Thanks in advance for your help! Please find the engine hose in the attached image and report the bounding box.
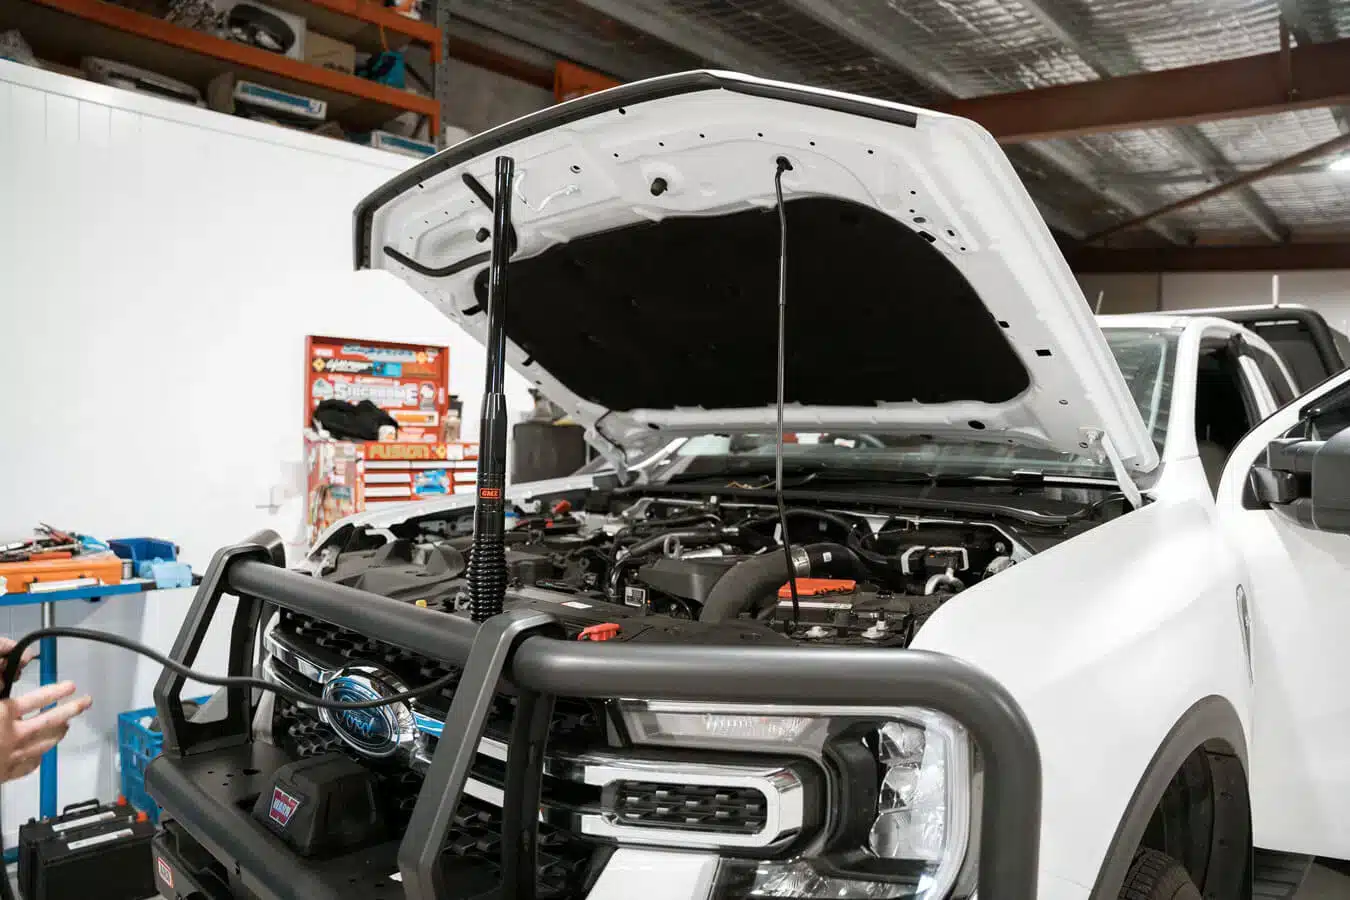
[606,527,724,599]
[610,513,723,558]
[699,542,864,623]
[743,508,889,566]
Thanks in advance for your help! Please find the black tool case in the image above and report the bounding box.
[17,798,157,900]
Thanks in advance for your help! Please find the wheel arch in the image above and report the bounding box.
[1087,694,1250,900]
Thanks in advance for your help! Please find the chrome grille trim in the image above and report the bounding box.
[580,761,804,851]
[264,622,809,850]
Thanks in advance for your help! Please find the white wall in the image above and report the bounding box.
[1081,270,1350,333]
[0,60,530,838]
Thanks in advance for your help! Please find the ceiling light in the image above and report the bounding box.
[1330,156,1350,172]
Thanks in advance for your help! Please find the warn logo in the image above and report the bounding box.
[269,787,301,827]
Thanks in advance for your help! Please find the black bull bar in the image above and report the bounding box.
[147,531,1042,900]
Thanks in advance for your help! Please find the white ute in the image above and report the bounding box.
[308,74,1350,899]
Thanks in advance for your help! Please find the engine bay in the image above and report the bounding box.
[312,491,1043,649]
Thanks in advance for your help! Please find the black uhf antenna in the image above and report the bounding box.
[773,156,800,630]
[468,155,516,623]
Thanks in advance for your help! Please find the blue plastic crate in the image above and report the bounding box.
[117,697,208,823]
[109,538,177,569]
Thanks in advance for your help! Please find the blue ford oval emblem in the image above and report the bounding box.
[318,666,416,759]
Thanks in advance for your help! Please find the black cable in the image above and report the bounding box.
[0,625,473,900]
[772,156,800,630]
[1064,492,1132,521]
[0,628,460,711]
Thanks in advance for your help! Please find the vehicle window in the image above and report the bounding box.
[1333,327,1350,368]
[1245,320,1330,392]
[1104,328,1176,453]
[1196,343,1258,451]
[1251,349,1296,408]
[1304,379,1350,441]
[1194,340,1261,494]
[643,328,1180,484]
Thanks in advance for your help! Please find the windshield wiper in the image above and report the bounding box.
[659,464,1048,489]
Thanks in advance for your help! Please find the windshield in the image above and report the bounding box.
[642,327,1178,485]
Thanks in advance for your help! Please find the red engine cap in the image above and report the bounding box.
[778,578,858,599]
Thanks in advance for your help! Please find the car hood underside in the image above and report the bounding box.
[356,70,1158,485]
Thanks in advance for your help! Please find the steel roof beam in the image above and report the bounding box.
[1084,131,1350,245]
[1277,0,1350,135]
[443,1,668,84]
[1013,0,1286,243]
[1092,161,1335,187]
[777,0,1187,244]
[569,0,805,80]
[1069,242,1350,273]
[939,36,1350,142]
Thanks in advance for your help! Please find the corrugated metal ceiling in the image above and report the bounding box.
[454,0,1350,243]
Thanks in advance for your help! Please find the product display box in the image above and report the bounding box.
[304,335,463,542]
[306,335,449,443]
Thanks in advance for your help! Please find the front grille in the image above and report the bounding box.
[265,610,808,872]
[268,612,604,897]
[444,798,596,897]
[274,612,604,750]
[611,781,769,834]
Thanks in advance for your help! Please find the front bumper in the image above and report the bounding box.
[148,744,722,900]
[147,532,1041,900]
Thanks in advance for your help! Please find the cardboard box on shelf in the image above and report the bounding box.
[305,32,355,75]
[369,130,436,159]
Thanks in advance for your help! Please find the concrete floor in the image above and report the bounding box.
[7,860,1349,898]
[1297,863,1350,899]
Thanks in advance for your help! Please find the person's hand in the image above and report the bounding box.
[0,682,92,783]
[0,637,38,691]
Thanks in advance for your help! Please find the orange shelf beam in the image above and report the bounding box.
[29,0,439,130]
[305,0,442,61]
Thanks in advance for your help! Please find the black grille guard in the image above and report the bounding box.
[151,531,1042,900]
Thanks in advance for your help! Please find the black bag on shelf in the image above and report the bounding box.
[311,399,398,441]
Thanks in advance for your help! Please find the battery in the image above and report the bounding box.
[18,798,156,900]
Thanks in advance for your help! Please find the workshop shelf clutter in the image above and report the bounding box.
[304,334,479,544]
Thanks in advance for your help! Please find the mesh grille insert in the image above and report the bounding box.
[610,780,768,834]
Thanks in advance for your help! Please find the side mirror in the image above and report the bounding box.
[1251,429,1350,533]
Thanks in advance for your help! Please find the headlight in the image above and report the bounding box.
[620,702,973,900]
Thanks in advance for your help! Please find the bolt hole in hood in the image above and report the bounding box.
[355,71,1157,488]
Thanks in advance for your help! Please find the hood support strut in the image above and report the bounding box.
[1092,430,1143,509]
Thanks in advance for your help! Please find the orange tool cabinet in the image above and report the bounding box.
[0,554,124,594]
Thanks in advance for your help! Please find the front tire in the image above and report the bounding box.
[1119,849,1203,900]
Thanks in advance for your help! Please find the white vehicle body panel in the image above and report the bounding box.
[1217,366,1350,856]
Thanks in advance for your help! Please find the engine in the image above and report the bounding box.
[314,493,1031,648]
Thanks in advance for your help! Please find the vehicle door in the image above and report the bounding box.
[1215,365,1350,858]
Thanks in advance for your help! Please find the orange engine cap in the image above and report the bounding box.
[778,578,858,599]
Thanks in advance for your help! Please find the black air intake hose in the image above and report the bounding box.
[606,527,728,599]
[699,542,866,623]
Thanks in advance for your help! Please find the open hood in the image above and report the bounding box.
[355,71,1158,487]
